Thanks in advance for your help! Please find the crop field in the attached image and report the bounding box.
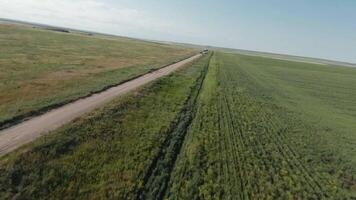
[1,50,355,199]
[166,52,356,199]
[0,24,196,128]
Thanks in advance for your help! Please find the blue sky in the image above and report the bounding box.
[1,0,355,63]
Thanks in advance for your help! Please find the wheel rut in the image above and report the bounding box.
[137,54,211,200]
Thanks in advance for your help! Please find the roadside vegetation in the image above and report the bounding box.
[0,24,196,128]
[0,54,210,199]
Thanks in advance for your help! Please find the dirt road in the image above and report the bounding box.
[0,54,202,157]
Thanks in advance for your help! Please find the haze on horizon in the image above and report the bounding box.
[1,0,355,63]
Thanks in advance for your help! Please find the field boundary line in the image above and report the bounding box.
[137,53,212,200]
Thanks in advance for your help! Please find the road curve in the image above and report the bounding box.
[0,54,202,157]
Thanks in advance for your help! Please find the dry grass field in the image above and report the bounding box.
[0,24,196,127]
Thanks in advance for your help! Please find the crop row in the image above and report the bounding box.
[166,52,349,199]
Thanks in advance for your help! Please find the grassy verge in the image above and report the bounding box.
[166,53,221,199]
[0,54,210,199]
[0,24,196,128]
[137,53,210,200]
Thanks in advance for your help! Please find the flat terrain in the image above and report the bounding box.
[0,54,211,199]
[171,41,356,67]
[1,22,356,199]
[167,52,356,199]
[214,48,356,67]
[0,54,201,156]
[0,24,196,128]
[1,51,356,199]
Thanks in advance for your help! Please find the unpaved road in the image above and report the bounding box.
[0,54,202,157]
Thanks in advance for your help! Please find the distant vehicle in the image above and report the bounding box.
[201,49,209,54]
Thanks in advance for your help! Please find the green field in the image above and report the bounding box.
[0,24,196,128]
[167,52,356,199]
[1,50,356,199]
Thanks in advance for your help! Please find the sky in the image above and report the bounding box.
[1,0,355,63]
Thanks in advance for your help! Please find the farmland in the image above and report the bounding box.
[1,49,356,199]
[167,52,356,199]
[0,24,196,128]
